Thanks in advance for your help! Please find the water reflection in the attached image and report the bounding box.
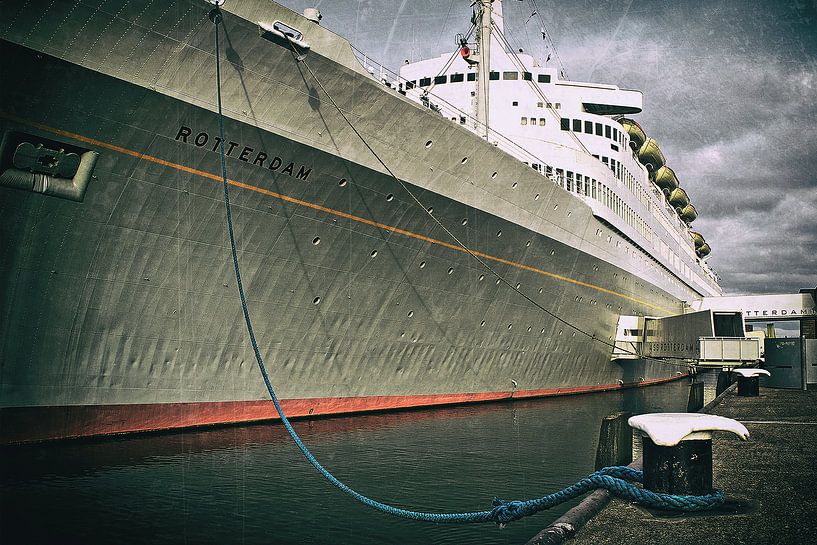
[1,378,695,545]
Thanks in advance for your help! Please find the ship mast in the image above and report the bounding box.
[475,0,493,137]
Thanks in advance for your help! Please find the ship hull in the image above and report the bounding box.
[1,1,689,444]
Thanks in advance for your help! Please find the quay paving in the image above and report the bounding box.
[566,387,817,545]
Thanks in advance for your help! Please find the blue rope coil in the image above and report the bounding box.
[210,9,725,525]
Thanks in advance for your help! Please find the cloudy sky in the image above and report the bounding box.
[280,0,816,297]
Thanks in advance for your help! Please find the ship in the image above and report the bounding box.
[0,0,721,444]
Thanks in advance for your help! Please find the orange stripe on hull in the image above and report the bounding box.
[0,374,688,445]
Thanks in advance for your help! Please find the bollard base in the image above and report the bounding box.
[642,437,712,496]
[737,376,760,397]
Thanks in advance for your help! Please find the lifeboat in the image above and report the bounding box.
[637,138,665,172]
[652,165,679,192]
[690,231,705,249]
[618,118,646,151]
[668,187,689,209]
[697,243,711,257]
[679,204,698,223]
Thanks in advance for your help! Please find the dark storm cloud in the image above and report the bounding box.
[282,1,816,296]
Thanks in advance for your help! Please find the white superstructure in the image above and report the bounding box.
[387,0,720,298]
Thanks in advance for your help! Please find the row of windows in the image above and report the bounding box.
[407,71,552,89]
[521,117,546,126]
[560,117,625,148]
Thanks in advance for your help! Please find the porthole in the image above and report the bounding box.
[515,283,521,289]
[447,267,454,275]
[461,157,468,164]
[370,250,378,258]
[407,310,414,318]
[567,211,572,217]
[481,320,486,327]
[496,230,502,237]
[512,182,518,189]
[312,296,321,305]
[527,326,532,332]
[541,328,546,334]
[386,194,394,202]
[419,261,426,269]
[534,193,540,200]
[339,178,348,187]
[538,288,543,294]
[427,206,434,213]
[550,249,555,256]
[495,278,501,285]
[507,324,513,330]
[553,204,559,210]
[312,237,321,245]
[479,274,485,281]
[462,218,468,226]
[525,240,531,247]
[491,172,498,179]
[425,140,433,148]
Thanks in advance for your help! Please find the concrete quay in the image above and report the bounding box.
[533,387,817,545]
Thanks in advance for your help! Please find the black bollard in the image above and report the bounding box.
[595,412,633,470]
[737,375,760,397]
[687,381,705,412]
[715,370,733,396]
[642,437,713,496]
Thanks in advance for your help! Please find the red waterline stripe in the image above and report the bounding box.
[0,374,687,445]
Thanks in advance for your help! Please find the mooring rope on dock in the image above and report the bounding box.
[208,6,724,525]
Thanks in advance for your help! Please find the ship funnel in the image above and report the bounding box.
[303,8,322,24]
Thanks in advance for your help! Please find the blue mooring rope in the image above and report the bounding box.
[209,8,725,525]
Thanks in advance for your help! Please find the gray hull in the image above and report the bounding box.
[0,1,689,443]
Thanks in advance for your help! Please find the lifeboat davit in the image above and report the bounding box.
[690,231,705,249]
[668,187,689,209]
[652,166,679,192]
[637,138,665,172]
[697,243,711,257]
[679,204,698,223]
[618,118,646,151]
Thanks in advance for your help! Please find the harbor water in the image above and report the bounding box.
[1,377,708,545]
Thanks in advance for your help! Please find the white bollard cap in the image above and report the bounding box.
[732,368,771,378]
[629,413,750,447]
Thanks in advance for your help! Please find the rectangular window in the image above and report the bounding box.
[450,73,464,83]
[592,154,599,160]
[566,171,574,192]
[554,103,560,109]
[538,74,551,83]
[592,179,597,199]
[503,71,518,80]
[530,118,537,125]
[602,156,609,166]
[605,125,612,139]
[523,72,532,81]
[434,75,447,84]
[537,102,543,108]
[489,71,500,80]
[560,118,570,131]
[612,127,618,141]
[467,73,476,81]
[611,144,619,152]
[556,168,564,187]
[406,80,416,89]
[512,101,519,106]
[595,123,603,136]
[584,120,593,133]
[572,119,582,132]
[532,163,540,172]
[545,165,553,177]
[419,77,431,87]
[539,118,546,126]
[521,117,527,125]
